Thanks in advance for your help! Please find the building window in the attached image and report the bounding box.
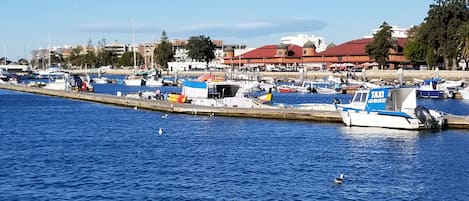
[304,50,307,54]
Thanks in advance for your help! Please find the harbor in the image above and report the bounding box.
[2,0,469,199]
[1,83,469,129]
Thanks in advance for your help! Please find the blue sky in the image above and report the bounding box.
[1,0,434,60]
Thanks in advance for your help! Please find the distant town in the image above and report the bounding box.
[0,23,467,74]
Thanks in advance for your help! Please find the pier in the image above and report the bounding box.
[1,84,468,130]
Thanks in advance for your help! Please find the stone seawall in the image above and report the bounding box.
[98,69,469,82]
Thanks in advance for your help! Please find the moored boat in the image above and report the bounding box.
[123,75,145,86]
[337,87,444,130]
[277,85,297,93]
[415,78,463,99]
[181,80,274,108]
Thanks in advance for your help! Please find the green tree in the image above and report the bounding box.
[67,46,84,67]
[186,35,216,64]
[419,0,469,70]
[404,40,426,68]
[366,22,394,69]
[0,57,11,65]
[425,46,438,69]
[50,52,63,66]
[18,58,29,65]
[118,51,143,67]
[154,31,174,70]
[85,50,96,68]
[458,22,469,70]
[96,50,116,67]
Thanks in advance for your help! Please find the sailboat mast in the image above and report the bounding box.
[132,18,136,73]
[48,36,51,69]
[3,43,6,65]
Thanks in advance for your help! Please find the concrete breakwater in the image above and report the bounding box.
[1,84,469,130]
[0,84,342,122]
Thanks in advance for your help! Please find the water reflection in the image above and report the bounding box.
[338,126,433,141]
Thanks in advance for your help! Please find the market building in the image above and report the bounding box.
[224,37,410,71]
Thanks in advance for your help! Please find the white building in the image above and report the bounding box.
[364,25,409,38]
[104,40,128,58]
[280,34,327,52]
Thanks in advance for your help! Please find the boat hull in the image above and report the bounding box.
[416,90,445,99]
[92,77,108,84]
[278,87,297,93]
[123,78,144,86]
[145,79,163,87]
[340,110,421,130]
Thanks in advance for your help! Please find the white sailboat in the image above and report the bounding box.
[122,18,144,86]
[91,68,108,84]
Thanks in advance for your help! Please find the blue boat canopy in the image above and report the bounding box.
[183,80,207,89]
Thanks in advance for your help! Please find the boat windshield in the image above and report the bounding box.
[352,92,368,102]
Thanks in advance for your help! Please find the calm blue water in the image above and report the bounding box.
[1,80,469,200]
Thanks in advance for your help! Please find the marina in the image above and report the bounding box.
[1,85,469,200]
[1,82,469,129]
[2,1,469,199]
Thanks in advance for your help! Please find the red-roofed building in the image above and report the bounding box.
[223,44,304,67]
[224,38,410,70]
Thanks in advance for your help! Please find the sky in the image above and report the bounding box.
[1,0,435,61]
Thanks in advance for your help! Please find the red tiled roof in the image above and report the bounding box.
[315,38,408,56]
[236,44,303,59]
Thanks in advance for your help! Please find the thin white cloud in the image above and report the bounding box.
[73,18,327,39]
[235,22,275,29]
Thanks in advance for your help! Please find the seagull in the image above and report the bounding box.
[161,113,168,119]
[158,128,163,135]
[334,174,345,184]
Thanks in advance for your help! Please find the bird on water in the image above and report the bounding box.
[158,128,163,135]
[334,174,345,184]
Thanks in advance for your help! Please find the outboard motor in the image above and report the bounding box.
[415,106,436,128]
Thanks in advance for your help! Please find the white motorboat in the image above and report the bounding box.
[337,87,444,130]
[35,67,67,79]
[415,78,463,99]
[123,75,145,86]
[91,70,109,84]
[313,87,340,94]
[43,73,71,90]
[181,80,274,108]
[145,76,163,87]
[92,77,108,84]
